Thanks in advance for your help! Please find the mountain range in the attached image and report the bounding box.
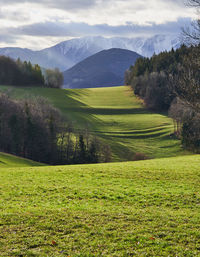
[63,48,141,88]
[0,35,180,71]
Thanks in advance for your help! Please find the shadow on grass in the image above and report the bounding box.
[93,125,170,135]
[0,86,102,130]
[77,107,148,115]
[98,131,168,140]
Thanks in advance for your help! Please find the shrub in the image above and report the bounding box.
[133,152,150,161]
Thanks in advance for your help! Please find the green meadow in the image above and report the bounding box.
[0,86,189,161]
[0,85,199,256]
[0,155,200,256]
[0,152,44,167]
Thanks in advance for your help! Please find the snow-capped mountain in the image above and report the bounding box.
[0,35,180,71]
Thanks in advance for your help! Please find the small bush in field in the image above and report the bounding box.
[133,152,150,161]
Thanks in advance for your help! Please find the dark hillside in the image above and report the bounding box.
[63,48,142,88]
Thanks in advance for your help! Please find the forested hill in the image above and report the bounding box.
[63,48,142,88]
[126,44,200,153]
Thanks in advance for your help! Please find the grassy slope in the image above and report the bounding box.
[0,85,188,161]
[0,155,200,256]
[0,152,44,167]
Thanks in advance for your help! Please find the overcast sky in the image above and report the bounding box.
[0,0,196,49]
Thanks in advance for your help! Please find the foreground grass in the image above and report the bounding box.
[0,85,189,161]
[0,155,200,256]
[0,152,44,167]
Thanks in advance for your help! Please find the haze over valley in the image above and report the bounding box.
[0,34,181,71]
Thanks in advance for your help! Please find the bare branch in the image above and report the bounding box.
[187,0,200,7]
[182,0,200,45]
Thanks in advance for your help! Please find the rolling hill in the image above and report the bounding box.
[63,48,142,88]
[0,35,180,71]
[0,152,44,167]
[0,85,188,161]
[1,155,200,256]
[0,85,198,256]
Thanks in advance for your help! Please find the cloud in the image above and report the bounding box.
[0,34,17,44]
[0,0,98,10]
[0,0,196,48]
[0,0,194,16]
[1,0,195,27]
[0,0,187,9]
[5,17,192,38]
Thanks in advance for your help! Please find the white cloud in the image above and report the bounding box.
[0,0,197,48]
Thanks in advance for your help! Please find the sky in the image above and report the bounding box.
[0,0,196,49]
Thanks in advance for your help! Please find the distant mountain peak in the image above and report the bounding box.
[0,35,180,71]
[63,48,142,89]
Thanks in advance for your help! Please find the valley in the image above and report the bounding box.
[0,85,188,161]
[0,0,199,256]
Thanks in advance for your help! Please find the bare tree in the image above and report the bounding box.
[169,98,193,137]
[170,46,200,112]
[187,0,200,7]
[182,0,200,45]
[44,68,64,88]
[182,20,200,45]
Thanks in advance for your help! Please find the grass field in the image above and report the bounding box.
[0,152,44,167]
[0,155,200,256]
[0,85,189,161]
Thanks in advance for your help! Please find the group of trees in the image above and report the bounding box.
[126,0,200,153]
[0,55,112,165]
[125,45,191,111]
[0,93,111,164]
[126,44,200,153]
[169,44,200,152]
[44,68,64,88]
[0,56,63,88]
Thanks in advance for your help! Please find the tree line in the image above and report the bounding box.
[0,56,63,88]
[125,45,194,111]
[125,44,200,153]
[125,0,200,153]
[0,93,111,164]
